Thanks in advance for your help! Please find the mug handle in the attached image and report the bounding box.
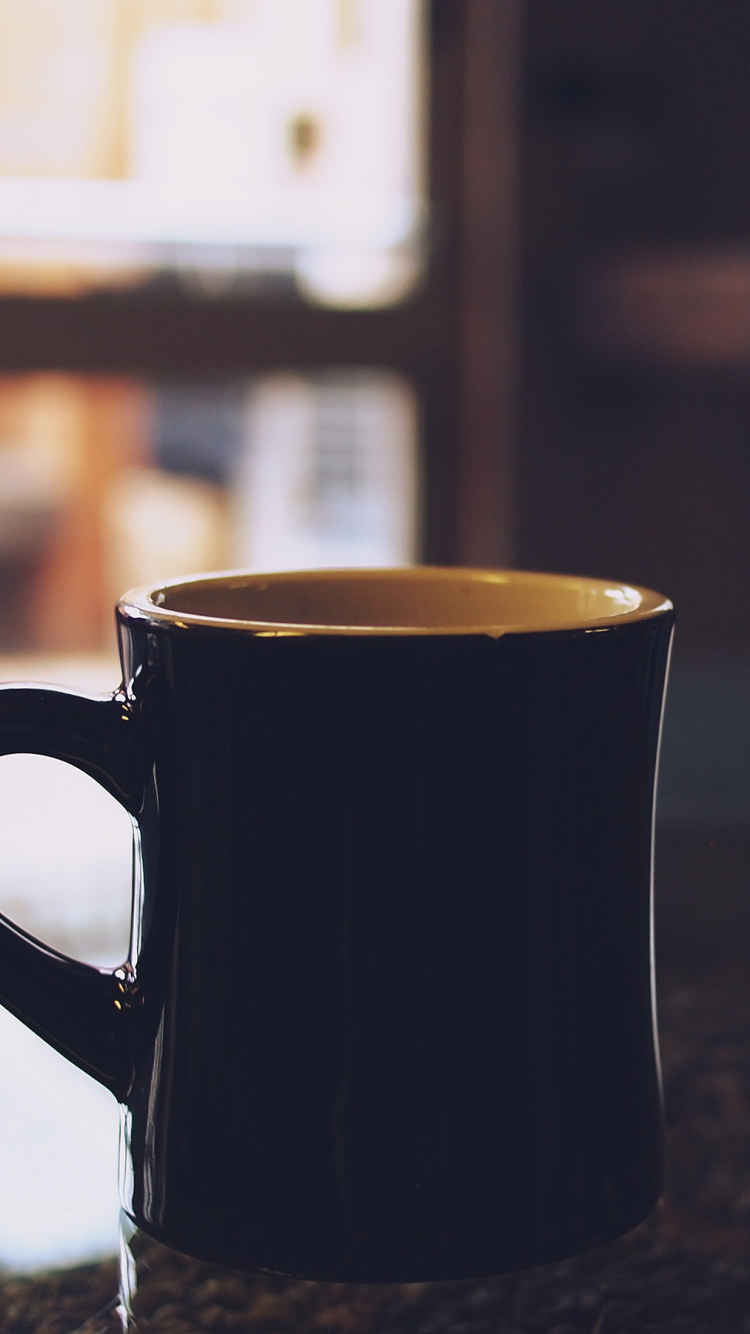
[0,681,145,1102]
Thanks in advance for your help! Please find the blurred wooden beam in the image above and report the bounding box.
[0,292,445,377]
[454,0,521,568]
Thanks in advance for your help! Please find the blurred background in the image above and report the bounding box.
[0,0,746,1274]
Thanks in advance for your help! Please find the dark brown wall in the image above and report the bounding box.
[517,1,750,654]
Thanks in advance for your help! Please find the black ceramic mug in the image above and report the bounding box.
[0,567,673,1284]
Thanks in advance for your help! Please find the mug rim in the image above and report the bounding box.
[118,566,673,638]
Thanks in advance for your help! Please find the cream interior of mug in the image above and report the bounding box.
[123,568,672,636]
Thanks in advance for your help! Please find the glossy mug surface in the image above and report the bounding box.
[0,567,674,1281]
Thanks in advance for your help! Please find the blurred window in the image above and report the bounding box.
[0,370,419,652]
[0,0,425,307]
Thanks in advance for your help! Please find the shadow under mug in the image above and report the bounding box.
[0,567,673,1286]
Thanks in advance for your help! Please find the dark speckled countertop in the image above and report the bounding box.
[3,952,750,1333]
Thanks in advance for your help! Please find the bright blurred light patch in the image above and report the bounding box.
[0,0,425,305]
